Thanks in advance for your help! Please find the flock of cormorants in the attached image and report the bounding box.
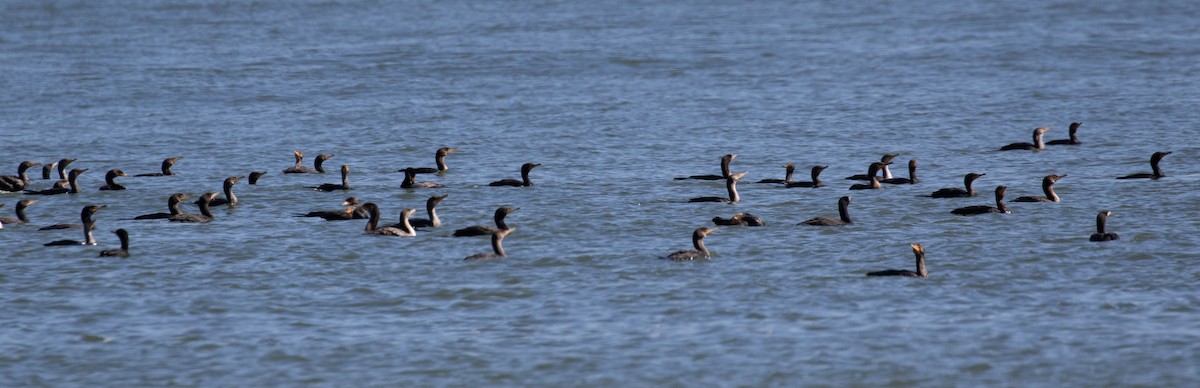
[0,122,1173,269]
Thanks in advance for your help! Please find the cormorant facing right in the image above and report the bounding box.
[298,197,367,221]
[757,163,795,184]
[846,154,898,180]
[712,212,765,226]
[881,160,918,185]
[282,151,334,174]
[464,228,515,261]
[99,229,130,257]
[489,163,541,187]
[1014,174,1067,202]
[44,205,105,245]
[929,173,986,198]
[866,243,927,277]
[676,154,736,180]
[134,193,189,220]
[205,176,244,207]
[0,199,37,225]
[56,158,76,180]
[134,157,182,176]
[1046,122,1082,145]
[951,186,1010,215]
[849,163,889,190]
[689,172,748,203]
[785,165,829,188]
[800,196,853,226]
[361,203,416,236]
[0,161,41,193]
[453,207,518,237]
[313,165,351,191]
[409,147,459,174]
[408,195,448,228]
[666,227,718,261]
[1116,151,1171,179]
[98,169,129,191]
[999,127,1050,151]
[170,192,219,223]
[1089,211,1119,242]
[24,180,69,196]
[248,171,267,184]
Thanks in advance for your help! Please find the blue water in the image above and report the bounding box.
[2,0,1199,385]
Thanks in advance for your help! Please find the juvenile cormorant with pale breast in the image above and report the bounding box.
[866,243,927,277]
[1015,174,1067,202]
[849,163,889,190]
[1116,151,1171,179]
[689,171,747,203]
[409,147,459,174]
[489,163,541,187]
[464,228,515,261]
[666,227,718,261]
[453,207,518,237]
[846,154,898,180]
[800,196,853,226]
[205,176,244,207]
[1046,122,1082,145]
[99,229,130,257]
[951,186,1010,215]
[0,161,40,193]
[1089,211,1119,242]
[44,205,105,245]
[676,154,735,180]
[999,127,1050,151]
[361,203,416,236]
[929,173,986,198]
[134,157,182,176]
[408,195,448,228]
[56,158,75,180]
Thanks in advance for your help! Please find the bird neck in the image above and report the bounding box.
[491,233,506,256]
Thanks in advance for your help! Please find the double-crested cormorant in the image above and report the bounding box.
[0,199,37,225]
[65,168,87,194]
[24,180,69,195]
[849,163,889,190]
[56,158,75,180]
[666,227,718,261]
[41,161,56,180]
[282,150,334,174]
[408,195,448,228]
[1089,211,1119,242]
[40,203,105,231]
[800,196,853,226]
[929,173,986,198]
[248,171,267,185]
[712,212,765,226]
[361,203,416,236]
[757,163,795,184]
[401,167,445,189]
[785,165,829,188]
[1116,151,1171,179]
[99,229,130,257]
[1000,127,1050,151]
[98,169,129,191]
[298,197,368,221]
[134,193,189,220]
[1046,122,1082,145]
[676,154,735,180]
[866,243,927,277]
[409,147,459,174]
[689,171,747,203]
[847,154,898,180]
[951,186,1010,215]
[170,192,219,223]
[489,163,541,187]
[134,157,182,176]
[313,165,351,191]
[205,176,244,207]
[453,207,517,237]
[0,161,40,193]
[1015,174,1067,202]
[881,160,918,185]
[464,228,515,261]
[44,205,105,245]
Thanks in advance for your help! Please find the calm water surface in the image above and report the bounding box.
[2,0,1199,385]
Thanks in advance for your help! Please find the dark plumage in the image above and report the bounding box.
[98,169,129,191]
[756,163,795,184]
[929,173,986,198]
[866,243,928,277]
[313,165,351,191]
[0,161,40,193]
[689,171,747,203]
[676,154,735,180]
[951,186,1010,215]
[134,157,182,176]
[1089,211,1119,242]
[408,195,448,228]
[999,127,1050,151]
[846,154,898,180]
[712,212,765,226]
[666,227,718,261]
[362,203,416,236]
[99,229,130,257]
[785,165,829,188]
[170,193,219,223]
[453,207,518,237]
[205,176,244,207]
[489,162,541,187]
[800,196,853,226]
[1116,151,1171,180]
[880,159,918,185]
[0,199,37,225]
[1014,174,1066,203]
[1046,122,1082,145]
[298,197,367,221]
[464,228,515,261]
[134,193,189,220]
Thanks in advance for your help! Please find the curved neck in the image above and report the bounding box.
[838,201,852,223]
[106,173,118,186]
[1042,180,1058,202]
[435,154,448,171]
[521,169,533,186]
[964,177,976,195]
[402,172,415,188]
[426,204,440,227]
[725,178,740,203]
[915,251,927,277]
[68,175,81,194]
[223,184,237,204]
[491,233,507,256]
[199,201,214,218]
[995,194,1009,213]
[1033,131,1045,149]
[16,205,29,222]
[783,167,794,182]
[869,175,881,189]
[692,234,708,256]
[398,213,414,234]
[42,165,53,179]
[810,169,822,186]
[494,212,509,230]
[58,164,68,179]
[314,158,326,173]
[881,164,893,180]
[1151,159,1164,178]
[162,161,174,175]
[366,208,380,232]
[720,158,732,178]
[168,198,184,215]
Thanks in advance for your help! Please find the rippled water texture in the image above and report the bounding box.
[2,0,1199,385]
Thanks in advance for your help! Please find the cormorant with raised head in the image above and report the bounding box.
[44,205,105,246]
[489,163,541,187]
[757,163,795,184]
[170,193,219,223]
[135,157,182,176]
[881,160,918,184]
[929,173,985,198]
[666,227,718,261]
[408,195,448,228]
[849,163,889,190]
[134,193,189,220]
[248,171,267,184]
[1089,211,1119,242]
[1046,122,1082,145]
[1015,174,1067,202]
[453,207,518,237]
[786,165,829,188]
[98,169,129,191]
[361,203,416,236]
[1116,151,1171,179]
[409,147,459,174]
[313,165,351,191]
[847,154,898,180]
[676,154,735,180]
[951,186,1010,215]
[0,199,37,225]
[800,196,853,226]
[866,243,927,277]
[689,172,748,203]
[99,229,130,257]
[0,161,40,193]
[1000,127,1050,151]
[464,228,515,261]
[206,176,244,207]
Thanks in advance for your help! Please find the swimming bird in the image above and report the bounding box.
[866,243,927,277]
[55,158,75,180]
[689,171,748,203]
[39,202,105,231]
[0,199,37,225]
[1116,151,1171,179]
[205,176,244,207]
[1046,122,1082,145]
[0,161,40,193]
[676,154,736,180]
[98,169,129,191]
[170,192,219,223]
[999,127,1050,151]
[24,180,69,196]
[134,193,189,220]
[489,163,541,187]
[312,165,350,191]
[929,173,986,198]
[800,196,853,226]
[951,186,1010,215]
[248,171,267,185]
[408,195,448,228]
[99,229,130,257]
[846,154,898,180]
[282,150,334,174]
[712,212,765,226]
[464,228,515,261]
[757,163,795,184]
[297,197,367,221]
[453,207,518,237]
[1089,211,1119,242]
[849,163,889,190]
[881,160,918,185]
[44,205,105,245]
[401,167,445,189]
[666,227,718,261]
[1015,174,1067,202]
[40,161,56,180]
[785,165,829,188]
[361,203,416,236]
[27,169,86,195]
[409,147,459,174]
[134,157,182,176]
